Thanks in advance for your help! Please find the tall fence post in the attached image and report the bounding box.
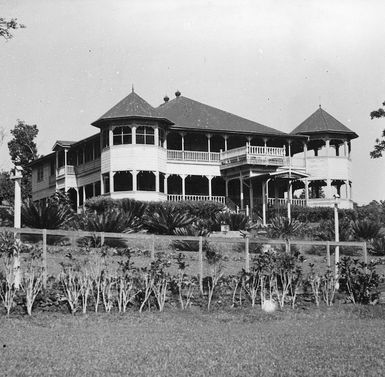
[326,241,331,268]
[151,234,155,260]
[245,237,250,273]
[100,232,105,247]
[363,242,368,273]
[42,229,47,289]
[199,236,203,294]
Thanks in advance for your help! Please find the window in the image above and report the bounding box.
[94,141,101,158]
[101,129,109,148]
[136,126,154,145]
[113,126,132,145]
[37,166,44,182]
[78,148,84,165]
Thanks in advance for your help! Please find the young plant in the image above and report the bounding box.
[101,271,116,313]
[174,253,196,310]
[320,269,337,306]
[307,263,321,307]
[22,250,44,316]
[59,267,81,314]
[79,270,93,314]
[205,247,223,311]
[241,268,260,308]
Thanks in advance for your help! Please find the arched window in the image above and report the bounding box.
[113,126,132,145]
[136,126,154,145]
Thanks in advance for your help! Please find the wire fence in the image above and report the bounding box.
[0,227,368,292]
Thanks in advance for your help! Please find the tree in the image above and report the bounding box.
[0,18,25,40]
[370,101,385,158]
[8,120,39,199]
[0,171,13,205]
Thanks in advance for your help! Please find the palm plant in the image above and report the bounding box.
[214,211,250,231]
[80,208,133,233]
[142,204,196,235]
[351,220,381,241]
[266,216,303,240]
[21,193,75,229]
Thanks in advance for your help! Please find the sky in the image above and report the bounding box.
[0,0,384,205]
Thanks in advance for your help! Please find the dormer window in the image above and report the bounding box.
[136,126,154,145]
[113,126,132,145]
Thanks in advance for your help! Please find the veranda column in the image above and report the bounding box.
[110,172,114,193]
[181,174,186,200]
[108,127,113,147]
[345,180,350,199]
[249,179,254,220]
[343,140,348,157]
[303,142,308,170]
[92,182,96,197]
[287,182,292,220]
[154,127,159,147]
[325,138,332,199]
[132,170,137,191]
[207,175,212,199]
[224,135,228,151]
[82,186,86,208]
[64,149,68,192]
[262,180,267,226]
[164,174,169,196]
[132,126,136,145]
[305,179,309,205]
[163,132,168,149]
[207,134,212,153]
[100,173,105,195]
[239,175,244,210]
[155,171,159,192]
[76,188,80,209]
[225,179,229,197]
[181,133,185,152]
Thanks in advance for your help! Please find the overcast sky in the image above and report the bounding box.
[1,0,385,204]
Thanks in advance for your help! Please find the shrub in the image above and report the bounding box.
[371,236,385,256]
[338,257,380,304]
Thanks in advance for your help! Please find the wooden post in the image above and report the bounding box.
[100,232,105,247]
[363,242,368,273]
[151,234,155,260]
[326,241,331,268]
[42,229,47,289]
[245,237,250,273]
[199,236,203,294]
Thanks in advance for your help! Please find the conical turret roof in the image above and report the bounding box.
[92,89,173,126]
[291,107,358,139]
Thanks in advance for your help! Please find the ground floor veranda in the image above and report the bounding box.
[64,170,353,223]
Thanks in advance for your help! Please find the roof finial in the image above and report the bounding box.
[132,84,135,93]
[319,96,321,109]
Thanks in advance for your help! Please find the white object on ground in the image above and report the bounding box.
[262,299,277,313]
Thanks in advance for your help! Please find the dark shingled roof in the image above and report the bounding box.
[92,90,173,126]
[291,107,358,139]
[157,96,286,136]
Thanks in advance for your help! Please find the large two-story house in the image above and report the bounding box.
[30,89,358,223]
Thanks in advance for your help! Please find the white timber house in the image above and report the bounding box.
[30,89,358,221]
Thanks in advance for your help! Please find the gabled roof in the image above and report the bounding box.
[157,96,286,136]
[291,107,358,139]
[52,140,76,151]
[92,90,173,126]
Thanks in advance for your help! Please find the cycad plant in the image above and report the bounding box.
[143,204,196,235]
[21,192,75,229]
[214,211,250,231]
[351,220,381,241]
[266,216,303,240]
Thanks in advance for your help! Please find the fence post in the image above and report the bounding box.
[199,236,203,294]
[151,234,155,260]
[42,229,47,289]
[100,232,105,247]
[326,241,331,268]
[245,237,250,273]
[363,242,368,273]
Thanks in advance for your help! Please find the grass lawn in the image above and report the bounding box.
[0,307,385,376]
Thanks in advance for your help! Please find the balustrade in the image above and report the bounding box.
[167,194,225,203]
